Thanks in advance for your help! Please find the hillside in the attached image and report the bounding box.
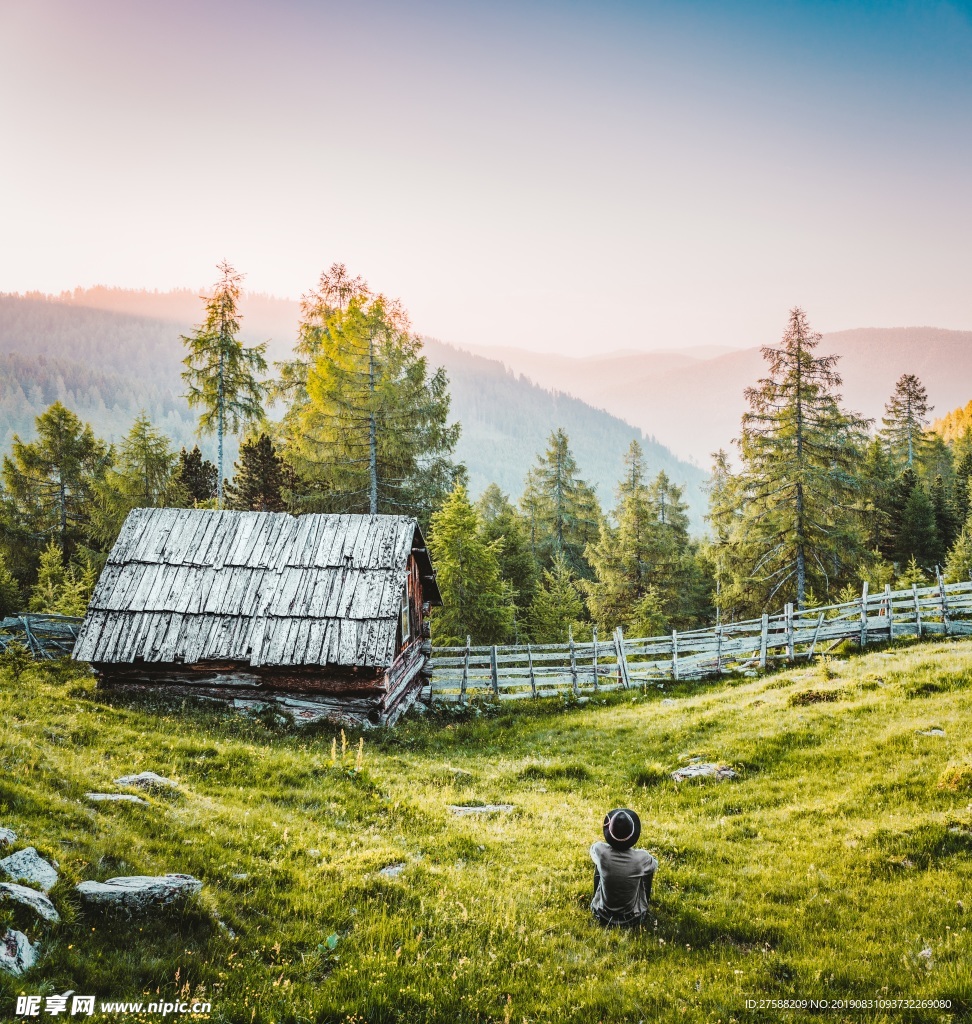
[1,641,970,1020]
[480,327,972,464]
[0,293,708,525]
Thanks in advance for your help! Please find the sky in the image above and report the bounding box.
[1,0,970,354]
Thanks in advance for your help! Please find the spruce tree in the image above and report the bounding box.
[476,483,538,632]
[526,553,587,643]
[729,308,869,609]
[178,446,218,505]
[225,433,288,512]
[0,552,21,618]
[895,482,940,569]
[279,266,460,527]
[1,402,110,558]
[952,429,972,523]
[428,483,514,646]
[944,510,972,583]
[880,373,931,469]
[181,261,268,508]
[28,541,96,616]
[931,474,958,555]
[520,428,601,577]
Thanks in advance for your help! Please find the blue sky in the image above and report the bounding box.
[1,0,969,352]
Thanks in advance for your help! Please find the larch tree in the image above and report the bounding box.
[476,483,538,636]
[181,261,268,507]
[732,308,869,610]
[278,265,460,527]
[427,482,514,646]
[880,373,931,470]
[520,428,601,577]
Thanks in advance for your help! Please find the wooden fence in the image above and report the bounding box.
[428,575,972,703]
[0,615,83,660]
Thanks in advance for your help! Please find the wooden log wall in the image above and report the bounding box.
[427,579,972,703]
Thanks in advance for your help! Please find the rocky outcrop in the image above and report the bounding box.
[76,874,202,914]
[447,804,514,815]
[0,848,59,892]
[0,929,37,976]
[671,763,738,782]
[0,882,60,924]
[0,827,15,847]
[85,793,148,805]
[113,771,179,792]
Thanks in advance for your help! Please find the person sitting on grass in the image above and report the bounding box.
[590,807,657,928]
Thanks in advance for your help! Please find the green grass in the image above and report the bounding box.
[1,642,971,1023]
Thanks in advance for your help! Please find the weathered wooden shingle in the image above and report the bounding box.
[73,510,441,668]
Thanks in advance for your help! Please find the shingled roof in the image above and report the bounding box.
[73,509,440,669]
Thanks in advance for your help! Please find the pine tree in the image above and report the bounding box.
[427,483,514,646]
[895,555,927,590]
[475,483,538,635]
[0,552,21,618]
[944,510,972,583]
[520,428,601,577]
[28,541,96,616]
[930,474,958,555]
[181,262,268,508]
[279,266,460,527]
[895,482,940,569]
[526,553,587,643]
[1,402,110,557]
[225,433,288,512]
[726,308,869,609]
[952,429,972,523]
[880,374,931,470]
[90,414,187,547]
[178,446,218,505]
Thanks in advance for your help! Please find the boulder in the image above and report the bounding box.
[76,874,202,914]
[447,804,514,815]
[0,882,60,924]
[0,929,37,976]
[0,827,15,848]
[671,763,738,783]
[113,771,179,792]
[85,793,148,805]
[379,863,406,878]
[918,729,945,737]
[0,848,59,892]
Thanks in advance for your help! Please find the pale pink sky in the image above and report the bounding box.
[1,0,970,354]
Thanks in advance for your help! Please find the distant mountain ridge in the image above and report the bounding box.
[0,292,709,527]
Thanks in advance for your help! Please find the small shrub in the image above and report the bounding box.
[519,762,590,783]
[938,764,972,792]
[789,688,841,706]
[630,762,670,788]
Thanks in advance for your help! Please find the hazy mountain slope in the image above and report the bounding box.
[0,294,708,527]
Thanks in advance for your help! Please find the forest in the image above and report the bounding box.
[1,268,971,651]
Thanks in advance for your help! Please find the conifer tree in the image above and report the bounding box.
[526,553,587,643]
[476,483,538,630]
[931,474,958,555]
[895,482,940,569]
[880,374,931,470]
[278,265,459,527]
[428,483,514,646]
[725,308,869,609]
[520,428,601,577]
[182,262,268,507]
[944,510,972,583]
[90,414,187,546]
[178,446,218,505]
[225,433,288,512]
[0,552,21,618]
[28,541,96,616]
[952,429,972,523]
[1,402,110,557]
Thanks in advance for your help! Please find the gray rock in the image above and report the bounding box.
[671,763,738,783]
[0,929,37,976]
[0,828,15,847]
[0,848,59,892]
[0,882,60,924]
[447,804,514,815]
[230,873,248,880]
[113,771,179,792]
[85,793,148,805]
[76,874,202,914]
[918,729,945,737]
[661,698,677,705]
[379,863,406,878]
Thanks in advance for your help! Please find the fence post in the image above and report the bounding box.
[912,584,923,638]
[759,613,768,670]
[937,568,951,635]
[715,623,723,676]
[613,627,631,690]
[490,644,499,698]
[592,625,599,691]
[671,630,679,681]
[859,581,869,648]
[527,644,536,698]
[806,611,825,660]
[785,604,794,662]
[460,635,470,704]
[569,626,578,696]
[884,584,893,640]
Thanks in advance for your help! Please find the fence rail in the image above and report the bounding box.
[429,575,972,703]
[0,615,83,660]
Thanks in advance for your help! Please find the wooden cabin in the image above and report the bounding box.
[72,508,442,727]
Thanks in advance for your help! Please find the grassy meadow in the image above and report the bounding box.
[1,640,971,1023]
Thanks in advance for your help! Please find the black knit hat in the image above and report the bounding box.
[603,808,641,851]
